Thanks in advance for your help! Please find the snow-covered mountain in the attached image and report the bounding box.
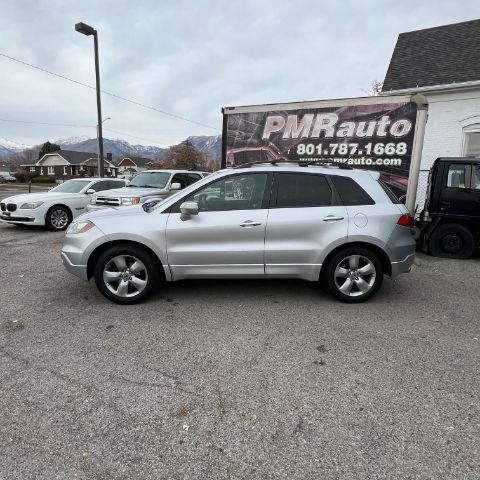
[55,136,167,159]
[183,135,222,160]
[0,134,222,163]
[0,138,31,158]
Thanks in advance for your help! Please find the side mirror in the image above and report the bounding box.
[170,182,182,190]
[180,201,199,220]
[86,188,95,195]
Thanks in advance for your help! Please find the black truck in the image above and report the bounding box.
[416,157,480,258]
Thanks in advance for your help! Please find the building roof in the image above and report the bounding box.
[37,150,117,167]
[42,150,97,165]
[382,19,480,92]
[117,156,153,167]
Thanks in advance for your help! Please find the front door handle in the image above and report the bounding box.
[323,215,344,222]
[240,220,262,227]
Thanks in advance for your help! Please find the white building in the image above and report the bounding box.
[381,19,480,208]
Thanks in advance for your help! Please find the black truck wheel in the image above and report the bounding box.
[429,223,474,259]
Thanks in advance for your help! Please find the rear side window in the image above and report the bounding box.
[330,176,375,206]
[378,180,402,204]
[276,173,331,208]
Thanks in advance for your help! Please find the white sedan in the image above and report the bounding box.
[0,177,126,231]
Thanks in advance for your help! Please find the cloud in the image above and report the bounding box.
[0,0,478,147]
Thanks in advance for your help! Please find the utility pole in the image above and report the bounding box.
[75,22,105,177]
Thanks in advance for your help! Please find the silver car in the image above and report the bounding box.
[61,165,416,304]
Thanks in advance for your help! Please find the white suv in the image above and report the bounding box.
[61,165,416,303]
[87,170,208,211]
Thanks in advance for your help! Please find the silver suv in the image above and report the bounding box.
[87,170,208,211]
[61,165,416,304]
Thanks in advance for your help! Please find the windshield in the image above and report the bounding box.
[50,180,91,193]
[128,172,170,189]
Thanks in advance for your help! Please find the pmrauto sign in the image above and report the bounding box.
[222,99,419,197]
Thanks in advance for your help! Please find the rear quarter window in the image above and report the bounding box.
[330,176,375,206]
[378,180,402,204]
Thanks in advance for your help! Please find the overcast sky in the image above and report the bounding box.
[0,0,479,148]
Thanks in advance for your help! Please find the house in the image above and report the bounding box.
[116,156,154,177]
[381,18,480,207]
[22,150,118,180]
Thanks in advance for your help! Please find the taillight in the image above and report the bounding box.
[397,214,413,227]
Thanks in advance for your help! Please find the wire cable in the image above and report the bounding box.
[0,52,220,132]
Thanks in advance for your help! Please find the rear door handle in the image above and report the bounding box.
[323,215,344,222]
[240,220,262,227]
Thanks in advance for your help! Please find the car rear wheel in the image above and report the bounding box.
[325,247,383,303]
[46,206,71,231]
[94,244,159,304]
[429,223,474,259]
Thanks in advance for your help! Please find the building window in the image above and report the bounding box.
[30,167,36,172]
[47,166,55,175]
[63,166,69,175]
[40,167,44,175]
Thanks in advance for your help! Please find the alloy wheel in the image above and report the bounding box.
[50,209,69,229]
[103,255,148,298]
[334,255,376,297]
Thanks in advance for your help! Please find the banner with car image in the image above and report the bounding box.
[222,97,420,198]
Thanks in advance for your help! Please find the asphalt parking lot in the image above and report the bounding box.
[0,222,479,480]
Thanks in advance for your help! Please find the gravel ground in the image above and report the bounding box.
[0,222,479,480]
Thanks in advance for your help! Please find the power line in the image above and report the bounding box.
[0,117,95,128]
[0,52,220,132]
[0,117,169,147]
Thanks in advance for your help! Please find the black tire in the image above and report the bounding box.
[324,247,384,303]
[45,205,71,231]
[429,223,474,259]
[94,244,160,304]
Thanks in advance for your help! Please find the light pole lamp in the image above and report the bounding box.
[75,21,105,177]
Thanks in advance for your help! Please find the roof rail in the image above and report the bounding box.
[232,159,353,170]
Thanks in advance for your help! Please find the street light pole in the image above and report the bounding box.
[75,22,105,177]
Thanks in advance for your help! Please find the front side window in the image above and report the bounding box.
[171,173,202,189]
[91,180,111,192]
[50,180,91,193]
[128,171,171,189]
[184,173,268,212]
[464,131,480,156]
[276,173,331,208]
[446,165,468,189]
[473,165,480,190]
[109,180,125,189]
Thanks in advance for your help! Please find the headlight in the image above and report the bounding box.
[90,196,97,205]
[66,220,95,235]
[20,201,43,209]
[121,197,140,205]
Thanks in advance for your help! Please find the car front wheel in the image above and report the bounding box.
[46,205,71,231]
[94,244,160,304]
[325,247,383,303]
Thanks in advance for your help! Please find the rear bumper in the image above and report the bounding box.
[390,252,415,278]
[61,251,88,281]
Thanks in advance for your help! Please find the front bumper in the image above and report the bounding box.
[86,204,113,212]
[0,209,45,225]
[61,251,88,280]
[61,224,109,281]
